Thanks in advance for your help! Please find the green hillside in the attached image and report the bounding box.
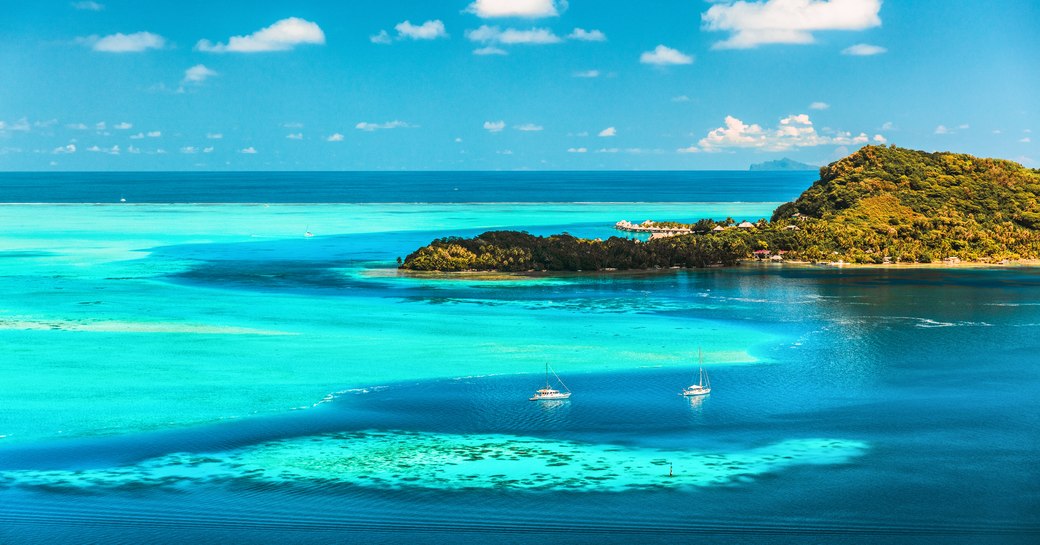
[401,146,1040,271]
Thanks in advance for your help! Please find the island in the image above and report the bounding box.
[749,157,818,171]
[400,146,1040,271]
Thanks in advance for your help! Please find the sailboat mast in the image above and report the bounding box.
[545,362,550,388]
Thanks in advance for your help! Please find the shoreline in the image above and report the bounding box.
[394,258,1040,278]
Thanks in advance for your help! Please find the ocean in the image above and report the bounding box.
[0,171,1037,544]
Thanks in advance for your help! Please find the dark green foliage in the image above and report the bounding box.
[400,230,749,271]
[403,146,1040,270]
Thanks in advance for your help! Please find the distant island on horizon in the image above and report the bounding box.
[749,158,818,171]
[401,145,1040,271]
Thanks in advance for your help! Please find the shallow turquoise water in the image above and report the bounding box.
[1,199,1039,542]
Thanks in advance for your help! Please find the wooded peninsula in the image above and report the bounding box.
[400,146,1040,272]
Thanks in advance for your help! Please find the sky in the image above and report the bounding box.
[1,0,1037,171]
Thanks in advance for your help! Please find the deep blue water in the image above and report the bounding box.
[1,172,1039,544]
[0,170,814,203]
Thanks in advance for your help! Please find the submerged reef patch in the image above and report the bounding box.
[2,431,867,493]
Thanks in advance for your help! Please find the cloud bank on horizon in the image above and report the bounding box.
[1,0,1037,170]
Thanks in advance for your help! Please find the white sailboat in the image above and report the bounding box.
[681,348,711,397]
[530,363,572,401]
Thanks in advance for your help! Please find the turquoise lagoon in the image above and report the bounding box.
[1,177,1039,542]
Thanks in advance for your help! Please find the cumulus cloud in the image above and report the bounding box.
[327,133,345,141]
[180,146,197,154]
[52,144,77,154]
[573,69,600,78]
[1021,137,1032,143]
[79,31,165,52]
[355,121,414,131]
[113,122,132,129]
[370,30,393,44]
[681,113,878,152]
[466,25,562,45]
[873,134,887,143]
[240,146,257,154]
[183,64,218,84]
[286,133,304,140]
[567,147,587,153]
[87,144,120,154]
[72,1,104,10]
[206,132,223,139]
[129,132,145,139]
[203,147,214,153]
[598,127,617,137]
[842,43,887,56]
[466,0,560,18]
[196,17,325,53]
[568,28,606,42]
[672,95,692,102]
[809,101,829,110]
[395,20,448,40]
[640,45,693,65]
[703,0,882,49]
[473,46,507,55]
[483,120,506,132]
[147,131,161,138]
[515,123,543,131]
[66,123,89,130]
[0,118,31,132]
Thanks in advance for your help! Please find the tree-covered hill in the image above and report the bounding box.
[401,146,1040,271]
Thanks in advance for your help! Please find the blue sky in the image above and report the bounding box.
[1,0,1037,170]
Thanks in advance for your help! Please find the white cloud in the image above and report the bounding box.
[958,124,970,130]
[568,28,606,42]
[35,119,58,128]
[466,25,562,45]
[672,95,692,102]
[283,121,304,129]
[496,149,514,155]
[640,45,693,65]
[355,121,414,131]
[147,131,161,138]
[181,146,197,154]
[0,118,31,132]
[483,120,506,132]
[206,132,223,139]
[596,148,619,153]
[842,43,887,56]
[286,133,304,140]
[1021,137,1033,143]
[881,121,895,131]
[66,123,89,130]
[934,125,952,135]
[203,147,214,153]
[72,1,104,10]
[683,113,875,152]
[129,132,145,139]
[240,146,257,154]
[80,31,165,52]
[466,0,560,18]
[52,144,77,154]
[703,0,882,49]
[327,133,345,141]
[395,20,448,40]
[127,145,141,154]
[473,46,507,55]
[567,147,587,153]
[87,144,120,154]
[573,69,600,78]
[196,17,325,53]
[370,30,393,44]
[114,122,132,130]
[183,64,218,84]
[515,123,543,131]
[95,121,106,130]
[809,101,829,110]
[598,127,617,137]
[873,134,887,143]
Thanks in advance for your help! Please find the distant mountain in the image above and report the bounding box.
[749,158,818,171]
